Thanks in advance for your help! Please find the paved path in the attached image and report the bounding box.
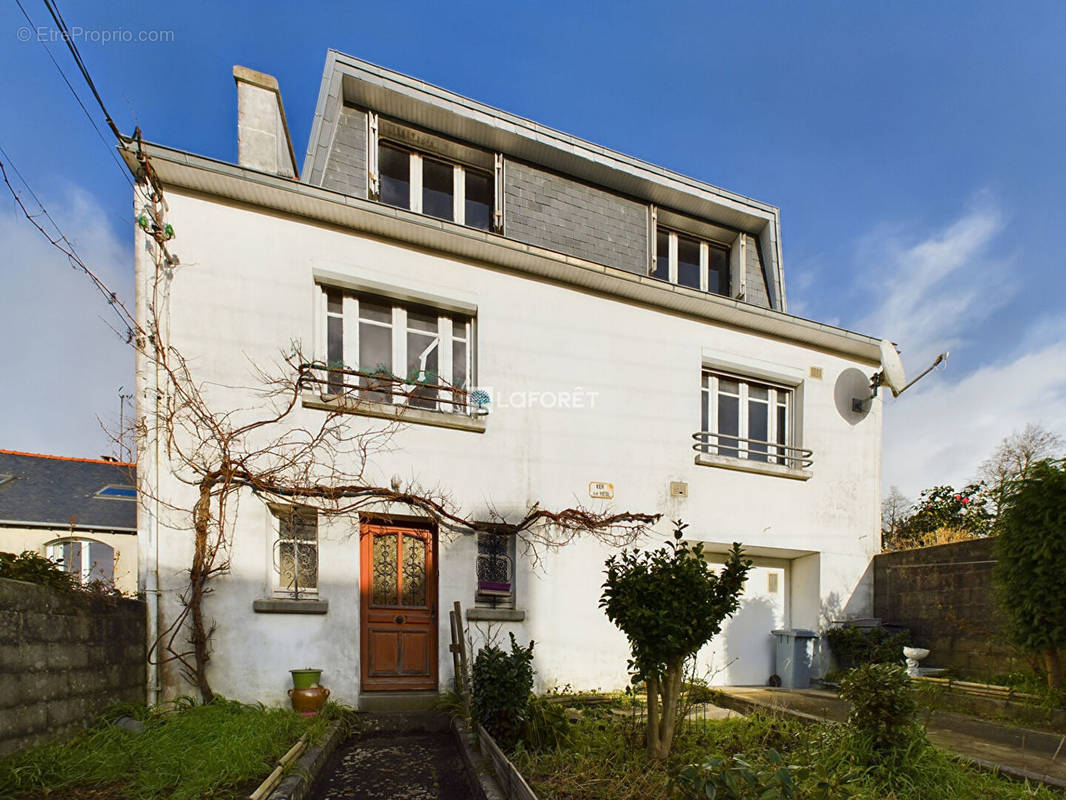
[716,687,1066,789]
[311,715,478,800]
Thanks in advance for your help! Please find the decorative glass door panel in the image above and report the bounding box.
[360,521,437,691]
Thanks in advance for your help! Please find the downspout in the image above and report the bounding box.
[135,181,161,706]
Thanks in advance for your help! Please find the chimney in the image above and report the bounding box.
[234,65,299,178]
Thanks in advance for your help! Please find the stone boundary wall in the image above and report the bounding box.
[0,577,145,756]
[872,537,1033,679]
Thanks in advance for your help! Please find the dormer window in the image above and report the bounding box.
[378,141,493,231]
[653,227,730,296]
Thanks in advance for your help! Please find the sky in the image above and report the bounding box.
[0,0,1064,502]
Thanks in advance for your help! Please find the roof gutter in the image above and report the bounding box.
[0,519,136,534]
[120,141,883,364]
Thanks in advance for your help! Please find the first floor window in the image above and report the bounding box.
[273,506,318,597]
[475,532,515,609]
[653,227,730,296]
[47,539,114,585]
[700,371,793,465]
[316,286,476,414]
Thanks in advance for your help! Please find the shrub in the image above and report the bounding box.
[683,678,715,705]
[825,625,910,670]
[601,521,750,759]
[472,633,535,749]
[521,695,570,751]
[838,663,919,750]
[672,749,797,800]
[994,458,1066,689]
[0,550,78,591]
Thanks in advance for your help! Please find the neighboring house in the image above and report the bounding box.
[0,450,137,595]
[125,52,890,707]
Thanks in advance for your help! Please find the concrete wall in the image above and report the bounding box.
[0,578,145,756]
[136,189,883,705]
[321,106,368,199]
[503,159,649,275]
[873,538,1031,678]
[0,528,138,596]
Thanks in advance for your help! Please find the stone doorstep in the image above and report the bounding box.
[357,691,440,713]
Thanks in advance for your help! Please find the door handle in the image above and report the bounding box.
[395,614,406,624]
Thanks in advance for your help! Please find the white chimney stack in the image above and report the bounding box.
[233,65,299,178]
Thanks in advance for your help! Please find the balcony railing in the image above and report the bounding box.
[691,431,814,470]
[299,362,484,416]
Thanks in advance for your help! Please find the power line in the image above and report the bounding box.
[12,0,134,188]
[0,143,137,342]
[40,0,124,142]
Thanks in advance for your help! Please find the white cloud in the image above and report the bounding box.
[882,342,1066,499]
[856,199,1011,367]
[0,188,134,459]
[848,197,1066,497]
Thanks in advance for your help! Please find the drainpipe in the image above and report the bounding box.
[135,184,161,706]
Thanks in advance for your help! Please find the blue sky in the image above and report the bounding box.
[1,0,1064,499]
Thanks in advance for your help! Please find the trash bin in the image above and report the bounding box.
[771,629,819,689]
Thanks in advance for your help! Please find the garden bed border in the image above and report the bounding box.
[261,718,347,800]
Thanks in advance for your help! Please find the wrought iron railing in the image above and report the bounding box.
[691,431,814,470]
[299,362,485,416]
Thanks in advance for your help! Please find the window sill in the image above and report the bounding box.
[694,453,812,481]
[466,607,525,622]
[253,598,329,614]
[302,392,486,433]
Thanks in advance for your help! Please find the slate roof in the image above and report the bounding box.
[0,451,136,533]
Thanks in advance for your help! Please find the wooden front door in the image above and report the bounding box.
[360,520,438,691]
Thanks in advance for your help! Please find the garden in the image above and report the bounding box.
[463,509,1066,799]
[0,698,346,800]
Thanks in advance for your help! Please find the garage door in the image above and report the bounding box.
[695,562,787,686]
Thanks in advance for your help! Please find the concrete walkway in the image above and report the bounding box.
[310,713,479,800]
[715,687,1066,789]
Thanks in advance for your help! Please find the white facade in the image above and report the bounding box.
[132,54,885,707]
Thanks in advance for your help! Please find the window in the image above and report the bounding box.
[272,506,318,598]
[698,371,797,466]
[476,532,515,609]
[377,141,493,231]
[653,227,730,296]
[314,287,476,414]
[47,539,114,585]
[95,484,137,500]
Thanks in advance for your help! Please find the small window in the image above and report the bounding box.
[273,506,318,598]
[47,538,114,585]
[0,474,13,486]
[95,484,136,500]
[653,227,730,297]
[476,532,516,609]
[699,371,802,467]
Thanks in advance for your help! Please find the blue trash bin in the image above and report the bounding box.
[771,629,819,689]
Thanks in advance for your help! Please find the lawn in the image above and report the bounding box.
[511,703,1066,800]
[0,698,344,800]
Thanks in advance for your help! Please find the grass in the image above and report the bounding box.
[0,697,347,800]
[511,705,1066,800]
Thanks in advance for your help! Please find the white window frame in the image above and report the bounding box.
[700,370,794,465]
[46,538,114,585]
[317,285,476,414]
[271,505,319,598]
[376,139,494,231]
[654,226,731,296]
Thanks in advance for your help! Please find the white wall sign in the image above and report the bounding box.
[589,481,614,499]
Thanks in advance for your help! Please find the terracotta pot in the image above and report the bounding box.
[288,685,330,715]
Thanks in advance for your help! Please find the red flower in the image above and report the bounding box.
[961,497,970,504]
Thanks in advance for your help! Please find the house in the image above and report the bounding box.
[124,52,887,708]
[0,450,137,594]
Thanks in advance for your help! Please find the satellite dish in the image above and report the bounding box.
[879,340,907,398]
[852,343,949,412]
